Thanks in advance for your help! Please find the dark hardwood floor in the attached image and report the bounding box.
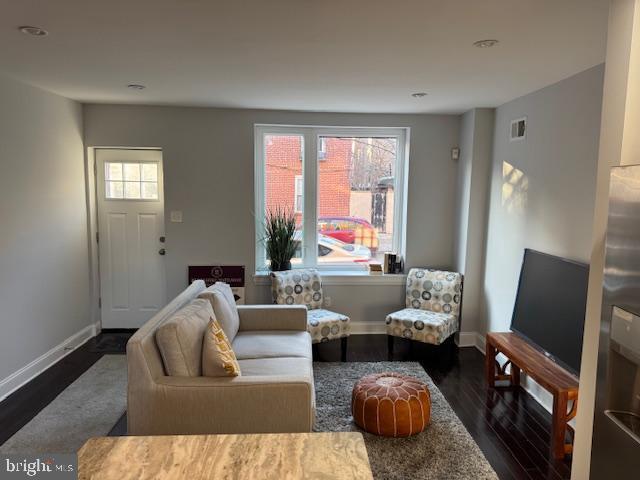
[319,335,572,480]
[0,333,572,479]
[0,337,104,446]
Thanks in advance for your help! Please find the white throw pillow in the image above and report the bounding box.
[198,282,240,341]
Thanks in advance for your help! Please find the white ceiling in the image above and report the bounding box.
[0,0,610,114]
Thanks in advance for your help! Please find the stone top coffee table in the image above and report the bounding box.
[78,432,373,480]
[351,372,431,437]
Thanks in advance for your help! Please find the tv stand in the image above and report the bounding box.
[485,332,579,459]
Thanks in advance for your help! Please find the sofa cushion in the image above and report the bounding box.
[237,357,315,412]
[155,298,212,376]
[237,356,313,377]
[202,317,241,377]
[198,282,240,341]
[232,331,312,360]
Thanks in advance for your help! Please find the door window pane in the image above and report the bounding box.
[142,163,158,181]
[124,181,141,199]
[107,181,124,199]
[317,136,397,265]
[106,163,123,181]
[142,182,158,199]
[123,163,141,181]
[105,162,159,200]
[264,135,304,267]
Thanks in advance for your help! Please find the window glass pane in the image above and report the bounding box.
[142,163,158,182]
[106,181,124,199]
[294,175,303,213]
[106,162,123,181]
[264,134,304,267]
[318,138,327,160]
[124,181,141,199]
[141,181,158,199]
[123,163,141,181]
[317,136,397,265]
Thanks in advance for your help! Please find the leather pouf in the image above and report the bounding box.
[351,372,431,437]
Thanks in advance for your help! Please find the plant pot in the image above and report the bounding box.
[270,260,292,272]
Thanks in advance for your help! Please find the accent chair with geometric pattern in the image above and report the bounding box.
[271,268,351,361]
[386,268,463,358]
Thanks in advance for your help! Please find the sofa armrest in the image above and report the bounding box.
[131,375,314,435]
[237,305,307,331]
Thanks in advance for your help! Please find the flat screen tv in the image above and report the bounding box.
[510,249,589,375]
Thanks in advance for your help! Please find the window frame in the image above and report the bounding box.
[254,124,409,273]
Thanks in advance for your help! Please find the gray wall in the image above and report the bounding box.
[454,108,494,337]
[481,65,604,337]
[0,76,90,383]
[477,64,604,413]
[83,106,460,327]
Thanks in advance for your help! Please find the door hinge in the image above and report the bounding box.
[98,297,102,308]
[96,231,99,243]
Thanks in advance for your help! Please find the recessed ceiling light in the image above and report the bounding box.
[19,26,48,37]
[127,84,146,90]
[473,39,499,48]
[411,92,428,98]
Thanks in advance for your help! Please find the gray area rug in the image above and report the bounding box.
[0,355,127,454]
[0,356,496,479]
[314,362,498,480]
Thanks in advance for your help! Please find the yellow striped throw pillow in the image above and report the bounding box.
[202,316,241,377]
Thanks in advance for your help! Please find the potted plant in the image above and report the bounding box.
[264,207,297,271]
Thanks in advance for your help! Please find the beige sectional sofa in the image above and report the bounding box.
[127,280,315,435]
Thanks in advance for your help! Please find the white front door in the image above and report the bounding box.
[96,149,167,328]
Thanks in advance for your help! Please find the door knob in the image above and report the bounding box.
[159,248,166,256]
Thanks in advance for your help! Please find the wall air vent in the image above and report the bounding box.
[510,117,527,142]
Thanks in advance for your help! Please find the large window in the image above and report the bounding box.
[255,125,408,272]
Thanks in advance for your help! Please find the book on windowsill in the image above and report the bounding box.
[369,263,383,275]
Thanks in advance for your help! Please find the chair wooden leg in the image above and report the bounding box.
[341,337,348,362]
[388,335,394,361]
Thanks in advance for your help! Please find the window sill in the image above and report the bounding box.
[253,271,406,286]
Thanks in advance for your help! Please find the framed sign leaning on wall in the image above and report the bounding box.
[188,265,246,304]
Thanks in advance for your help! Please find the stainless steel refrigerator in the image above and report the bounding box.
[591,165,640,477]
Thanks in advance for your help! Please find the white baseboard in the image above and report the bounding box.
[0,323,98,401]
[350,321,386,335]
[456,331,478,347]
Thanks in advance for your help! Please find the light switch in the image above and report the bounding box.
[170,210,183,223]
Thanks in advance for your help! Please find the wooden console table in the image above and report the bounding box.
[78,432,373,480]
[485,332,579,459]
